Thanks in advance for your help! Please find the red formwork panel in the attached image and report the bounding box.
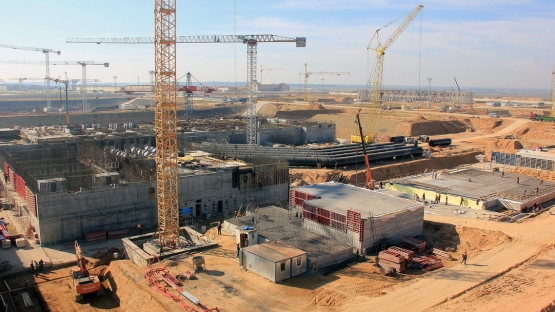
[26,186,37,217]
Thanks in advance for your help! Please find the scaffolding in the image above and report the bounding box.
[228,206,350,259]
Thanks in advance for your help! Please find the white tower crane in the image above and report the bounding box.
[0,44,60,109]
[303,63,350,102]
[260,65,283,83]
[0,60,109,111]
[66,34,306,144]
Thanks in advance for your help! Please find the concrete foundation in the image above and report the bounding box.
[387,167,555,211]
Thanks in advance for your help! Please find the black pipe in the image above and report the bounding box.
[428,138,452,147]
[389,136,406,143]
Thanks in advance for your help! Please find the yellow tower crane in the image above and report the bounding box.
[365,4,423,141]
[303,63,349,102]
[154,0,180,247]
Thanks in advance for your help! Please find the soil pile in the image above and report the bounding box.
[395,120,468,136]
[101,260,183,312]
[483,139,523,161]
[306,103,325,110]
[424,221,512,257]
[515,122,555,140]
[463,118,505,133]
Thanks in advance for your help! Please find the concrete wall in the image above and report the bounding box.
[307,247,353,270]
[257,124,337,145]
[362,206,424,251]
[122,238,154,268]
[37,182,157,244]
[303,124,336,143]
[302,219,350,245]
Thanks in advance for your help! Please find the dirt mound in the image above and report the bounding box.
[102,260,182,312]
[424,221,512,257]
[306,103,325,110]
[396,120,468,136]
[515,122,555,140]
[413,115,427,121]
[484,139,523,161]
[464,118,505,133]
[290,169,334,187]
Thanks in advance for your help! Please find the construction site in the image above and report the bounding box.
[0,2,555,312]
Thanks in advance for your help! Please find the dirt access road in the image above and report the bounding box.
[343,212,555,312]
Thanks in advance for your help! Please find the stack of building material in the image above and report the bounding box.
[84,230,107,242]
[378,250,406,272]
[107,229,128,240]
[402,236,426,252]
[432,248,452,260]
[388,246,414,268]
[412,255,443,271]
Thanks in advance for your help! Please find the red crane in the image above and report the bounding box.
[355,109,376,189]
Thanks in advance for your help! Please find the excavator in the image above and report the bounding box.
[70,240,103,301]
[355,109,376,189]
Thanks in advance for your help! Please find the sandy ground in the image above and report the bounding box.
[3,208,551,312]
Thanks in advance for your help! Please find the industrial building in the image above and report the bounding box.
[256,83,290,92]
[291,182,425,252]
[240,241,306,282]
[386,164,555,211]
[0,137,289,244]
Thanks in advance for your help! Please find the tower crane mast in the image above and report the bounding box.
[303,63,349,102]
[0,44,60,109]
[154,0,179,247]
[365,4,423,142]
[67,34,305,144]
[8,77,41,92]
[0,60,109,111]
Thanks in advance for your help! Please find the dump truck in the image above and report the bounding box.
[529,112,555,122]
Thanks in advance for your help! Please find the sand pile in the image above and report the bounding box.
[395,120,468,136]
[102,260,183,312]
[483,139,522,161]
[464,118,505,133]
[455,226,512,257]
[306,103,325,110]
[515,122,555,140]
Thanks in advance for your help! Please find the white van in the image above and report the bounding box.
[488,112,500,118]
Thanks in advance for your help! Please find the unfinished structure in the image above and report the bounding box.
[0,138,289,244]
[291,182,424,252]
[387,165,555,211]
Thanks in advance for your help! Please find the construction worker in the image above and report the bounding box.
[516,177,520,184]
[460,197,464,206]
[461,251,468,265]
[445,195,448,205]
[217,222,222,235]
[236,243,240,257]
[137,223,142,235]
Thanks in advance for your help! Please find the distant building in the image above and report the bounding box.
[257,83,290,92]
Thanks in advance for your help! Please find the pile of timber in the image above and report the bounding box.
[402,236,426,252]
[84,230,107,243]
[378,250,406,272]
[387,246,414,269]
[412,255,443,271]
[432,248,452,260]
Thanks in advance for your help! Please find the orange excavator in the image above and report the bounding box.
[355,109,376,189]
[70,240,103,301]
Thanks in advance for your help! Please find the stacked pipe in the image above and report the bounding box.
[205,142,423,167]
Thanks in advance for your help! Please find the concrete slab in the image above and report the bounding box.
[398,168,553,199]
[296,182,422,216]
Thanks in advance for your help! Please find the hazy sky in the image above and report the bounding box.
[0,0,554,90]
